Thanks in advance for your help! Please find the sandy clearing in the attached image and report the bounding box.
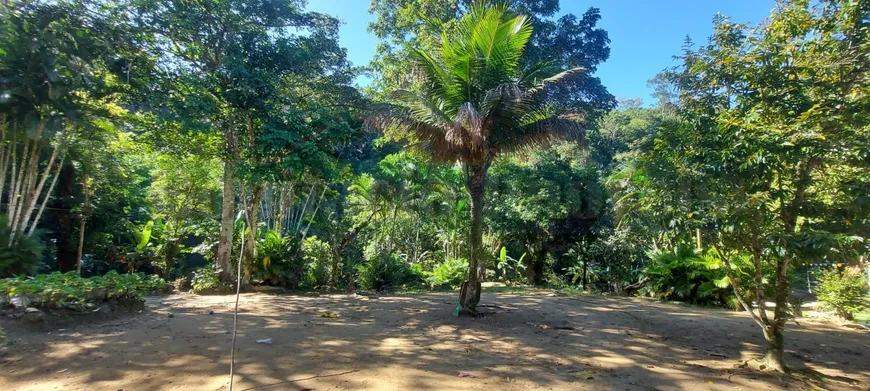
[1,292,868,391]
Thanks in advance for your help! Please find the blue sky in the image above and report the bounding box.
[306,0,776,104]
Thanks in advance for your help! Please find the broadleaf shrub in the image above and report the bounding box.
[253,230,305,288]
[816,268,869,320]
[0,271,167,309]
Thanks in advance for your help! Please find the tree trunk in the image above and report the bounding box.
[458,162,488,313]
[243,184,264,286]
[76,170,90,276]
[623,276,651,296]
[762,324,785,372]
[763,255,791,372]
[54,161,77,272]
[18,134,62,240]
[532,245,546,285]
[523,242,546,285]
[217,158,235,282]
[76,215,86,275]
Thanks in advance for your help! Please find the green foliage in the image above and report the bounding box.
[567,231,639,293]
[598,0,870,369]
[368,0,615,115]
[0,271,166,308]
[356,253,423,291]
[0,216,43,278]
[135,221,154,252]
[493,247,527,284]
[643,246,751,309]
[489,145,603,284]
[149,153,221,278]
[250,230,304,288]
[816,269,869,320]
[426,257,468,288]
[191,264,227,294]
[302,236,332,289]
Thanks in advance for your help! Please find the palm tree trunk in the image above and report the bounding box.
[458,161,488,313]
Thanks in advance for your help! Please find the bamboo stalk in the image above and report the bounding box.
[7,137,25,230]
[10,137,43,241]
[0,116,8,199]
[9,117,45,239]
[19,138,61,238]
[295,183,315,232]
[27,154,65,237]
[301,183,328,239]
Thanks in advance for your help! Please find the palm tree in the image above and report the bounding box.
[372,2,587,313]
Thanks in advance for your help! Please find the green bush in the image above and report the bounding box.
[253,230,305,288]
[356,253,422,291]
[0,271,167,308]
[816,268,869,320]
[641,246,757,310]
[302,236,332,289]
[566,233,638,293]
[191,264,227,294]
[426,257,468,288]
[0,215,44,278]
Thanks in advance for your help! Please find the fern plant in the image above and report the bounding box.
[643,245,751,309]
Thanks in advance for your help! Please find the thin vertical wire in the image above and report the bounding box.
[229,221,245,391]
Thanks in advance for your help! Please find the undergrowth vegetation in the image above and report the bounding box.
[0,271,167,308]
[816,269,869,320]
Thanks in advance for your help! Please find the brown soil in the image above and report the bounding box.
[1,292,868,391]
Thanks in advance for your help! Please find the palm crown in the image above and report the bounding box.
[378,2,586,166]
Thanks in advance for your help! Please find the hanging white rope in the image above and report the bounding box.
[228,221,245,391]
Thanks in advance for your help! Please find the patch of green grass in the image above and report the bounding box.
[855,310,870,323]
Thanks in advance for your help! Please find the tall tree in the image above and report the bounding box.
[134,0,355,283]
[373,3,592,313]
[656,0,870,371]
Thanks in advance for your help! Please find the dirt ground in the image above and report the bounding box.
[1,291,868,391]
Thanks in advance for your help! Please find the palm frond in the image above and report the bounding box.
[491,115,586,155]
[527,66,587,96]
[390,89,452,127]
[517,60,562,87]
[365,103,460,163]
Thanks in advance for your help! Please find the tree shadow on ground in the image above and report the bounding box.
[1,292,867,391]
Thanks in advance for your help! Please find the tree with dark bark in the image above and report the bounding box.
[372,3,590,313]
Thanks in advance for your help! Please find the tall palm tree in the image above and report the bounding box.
[372,2,587,313]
